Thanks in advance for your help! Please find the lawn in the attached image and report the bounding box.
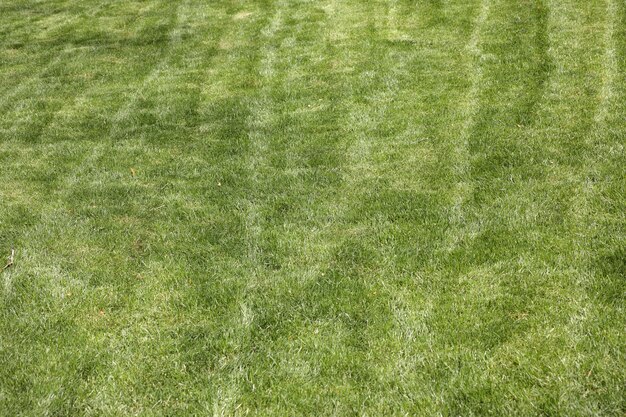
[0,0,624,415]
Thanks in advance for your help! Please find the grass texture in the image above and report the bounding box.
[0,0,624,415]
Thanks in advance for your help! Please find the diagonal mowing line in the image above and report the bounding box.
[0,0,185,266]
[443,0,490,252]
[0,0,185,298]
[56,0,187,199]
[4,2,175,146]
[0,52,67,112]
[0,1,172,146]
[0,1,185,294]
[0,1,110,111]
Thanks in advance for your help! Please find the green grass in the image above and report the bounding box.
[0,0,624,415]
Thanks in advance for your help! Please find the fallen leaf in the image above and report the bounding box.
[233,11,253,20]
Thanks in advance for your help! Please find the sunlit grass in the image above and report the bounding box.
[0,0,624,415]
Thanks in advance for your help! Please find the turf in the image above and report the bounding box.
[0,0,624,415]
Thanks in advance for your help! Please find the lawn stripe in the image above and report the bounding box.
[460,0,617,413]
[0,0,624,414]
[243,4,284,270]
[78,1,260,411]
[444,0,490,252]
[212,3,284,412]
[267,1,484,411]
[423,0,608,411]
[594,0,618,128]
[190,0,397,410]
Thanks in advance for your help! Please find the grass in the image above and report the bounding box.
[0,0,624,415]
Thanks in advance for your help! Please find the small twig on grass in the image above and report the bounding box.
[3,248,15,270]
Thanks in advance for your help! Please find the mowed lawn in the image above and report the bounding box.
[0,0,624,415]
